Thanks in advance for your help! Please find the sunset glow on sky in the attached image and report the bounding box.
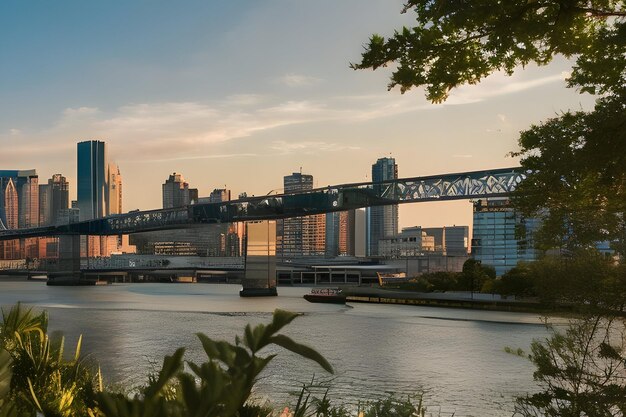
[0,0,596,229]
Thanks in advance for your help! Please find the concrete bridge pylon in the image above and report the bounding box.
[240,220,278,297]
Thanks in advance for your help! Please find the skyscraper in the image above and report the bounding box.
[106,164,122,215]
[39,174,69,226]
[0,178,19,259]
[77,140,106,221]
[325,210,356,257]
[368,157,398,256]
[162,172,197,208]
[0,178,18,230]
[278,172,325,258]
[0,170,40,228]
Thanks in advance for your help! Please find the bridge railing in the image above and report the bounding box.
[0,167,525,239]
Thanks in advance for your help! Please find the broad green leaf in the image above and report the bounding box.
[270,335,333,374]
[144,347,184,399]
[0,349,11,399]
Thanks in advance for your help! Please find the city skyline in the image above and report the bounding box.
[1,1,596,229]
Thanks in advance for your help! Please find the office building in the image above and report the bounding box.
[325,210,363,257]
[137,185,239,257]
[0,170,40,259]
[0,178,18,230]
[162,172,198,208]
[106,164,122,215]
[39,174,70,226]
[471,198,540,276]
[368,157,398,256]
[0,178,19,259]
[278,172,325,258]
[209,188,230,203]
[76,140,131,257]
[379,226,435,258]
[422,226,469,255]
[0,170,39,228]
[77,140,106,221]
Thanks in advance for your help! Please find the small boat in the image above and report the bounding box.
[303,288,346,304]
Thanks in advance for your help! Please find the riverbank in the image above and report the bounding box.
[342,286,570,314]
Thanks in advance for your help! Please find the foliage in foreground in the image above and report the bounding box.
[0,303,101,416]
[353,0,626,258]
[0,304,430,417]
[515,315,626,417]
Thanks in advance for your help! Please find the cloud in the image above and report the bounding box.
[3,68,569,164]
[120,153,258,163]
[277,73,322,87]
[444,72,568,105]
[270,140,360,154]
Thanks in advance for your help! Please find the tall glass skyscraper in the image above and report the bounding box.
[368,157,398,256]
[77,140,106,221]
[471,198,540,276]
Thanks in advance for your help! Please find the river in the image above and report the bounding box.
[0,279,551,416]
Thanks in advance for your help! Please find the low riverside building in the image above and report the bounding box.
[378,225,470,258]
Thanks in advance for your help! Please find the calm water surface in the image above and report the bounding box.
[0,279,551,416]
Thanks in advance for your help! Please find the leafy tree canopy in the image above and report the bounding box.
[351,0,625,102]
[353,0,626,253]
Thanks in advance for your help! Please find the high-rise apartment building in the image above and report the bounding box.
[471,198,540,276]
[77,140,106,221]
[106,164,122,215]
[39,174,70,226]
[368,157,398,256]
[278,172,325,258]
[162,173,198,208]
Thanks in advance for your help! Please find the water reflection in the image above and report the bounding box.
[0,280,546,416]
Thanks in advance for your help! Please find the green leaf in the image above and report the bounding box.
[269,335,334,374]
[144,347,185,399]
[74,334,83,362]
[0,349,11,400]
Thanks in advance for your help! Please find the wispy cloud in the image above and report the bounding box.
[120,153,258,163]
[270,140,360,155]
[1,68,570,164]
[277,73,323,87]
[444,72,569,105]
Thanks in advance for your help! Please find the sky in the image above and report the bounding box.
[0,0,596,229]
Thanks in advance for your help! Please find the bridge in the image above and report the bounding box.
[0,167,525,295]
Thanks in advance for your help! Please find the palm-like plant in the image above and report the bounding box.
[0,303,101,416]
[98,309,333,417]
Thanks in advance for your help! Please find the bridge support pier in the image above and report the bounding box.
[47,235,82,285]
[240,220,278,297]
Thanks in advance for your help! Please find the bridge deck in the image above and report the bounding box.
[0,167,524,239]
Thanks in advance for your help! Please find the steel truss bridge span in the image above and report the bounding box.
[0,167,525,240]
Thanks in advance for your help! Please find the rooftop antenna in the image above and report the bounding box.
[299,166,302,174]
